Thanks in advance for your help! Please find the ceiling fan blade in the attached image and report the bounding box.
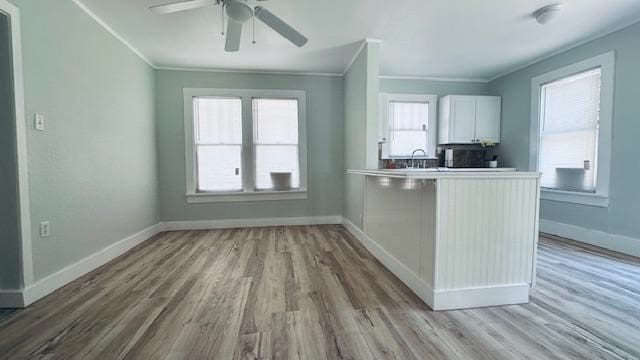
[254,6,308,47]
[225,20,243,52]
[149,0,216,14]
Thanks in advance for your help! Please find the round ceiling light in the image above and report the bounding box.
[533,4,562,24]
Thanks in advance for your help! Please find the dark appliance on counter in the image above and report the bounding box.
[442,148,485,168]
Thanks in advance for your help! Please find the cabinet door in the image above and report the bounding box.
[475,96,501,143]
[449,96,476,143]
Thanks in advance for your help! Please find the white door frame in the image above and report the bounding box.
[1,0,34,291]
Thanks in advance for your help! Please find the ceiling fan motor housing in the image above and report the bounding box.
[224,0,253,23]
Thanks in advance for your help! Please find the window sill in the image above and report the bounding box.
[540,188,609,207]
[186,189,308,203]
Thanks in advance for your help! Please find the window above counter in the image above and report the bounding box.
[379,93,438,159]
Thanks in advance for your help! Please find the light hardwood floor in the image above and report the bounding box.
[1,225,639,359]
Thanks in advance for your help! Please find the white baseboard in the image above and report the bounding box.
[162,215,342,231]
[5,216,341,308]
[540,219,640,258]
[0,290,25,308]
[432,284,530,311]
[341,217,436,309]
[341,217,530,311]
[20,223,164,307]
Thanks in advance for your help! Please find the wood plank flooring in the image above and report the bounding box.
[1,225,639,359]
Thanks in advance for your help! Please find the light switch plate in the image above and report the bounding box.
[34,113,45,131]
[40,221,50,238]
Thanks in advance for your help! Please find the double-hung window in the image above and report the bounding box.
[184,89,307,203]
[530,52,614,207]
[380,93,438,159]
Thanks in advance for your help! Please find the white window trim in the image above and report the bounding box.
[183,88,308,203]
[529,51,615,208]
[380,93,438,159]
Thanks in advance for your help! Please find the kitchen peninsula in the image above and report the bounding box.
[347,168,541,310]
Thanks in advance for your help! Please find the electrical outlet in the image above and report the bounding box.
[40,221,50,238]
[34,114,45,131]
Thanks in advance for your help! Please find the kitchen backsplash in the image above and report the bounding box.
[378,143,500,169]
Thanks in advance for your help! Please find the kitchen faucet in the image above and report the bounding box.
[409,149,427,168]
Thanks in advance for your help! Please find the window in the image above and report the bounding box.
[184,89,307,203]
[253,99,300,190]
[380,93,438,159]
[530,52,614,207]
[539,69,600,192]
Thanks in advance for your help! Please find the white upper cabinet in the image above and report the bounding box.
[438,95,501,144]
[474,96,502,143]
[449,96,476,143]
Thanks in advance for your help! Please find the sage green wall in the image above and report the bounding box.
[0,12,21,290]
[489,21,640,240]
[380,78,489,96]
[8,0,158,282]
[155,70,344,221]
[343,42,380,229]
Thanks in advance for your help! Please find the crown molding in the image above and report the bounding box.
[62,3,640,84]
[155,66,343,77]
[71,0,156,68]
[342,38,382,76]
[488,17,640,82]
[70,1,383,78]
[379,75,489,83]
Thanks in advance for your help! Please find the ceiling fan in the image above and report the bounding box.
[149,0,308,52]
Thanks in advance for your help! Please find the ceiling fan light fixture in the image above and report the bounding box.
[225,0,253,23]
[533,4,562,25]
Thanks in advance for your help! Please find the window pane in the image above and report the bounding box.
[197,145,242,192]
[540,130,597,191]
[389,101,429,130]
[389,131,428,157]
[253,98,299,144]
[388,101,428,156]
[255,145,299,190]
[539,68,601,192]
[195,97,242,144]
[253,98,300,190]
[542,69,601,133]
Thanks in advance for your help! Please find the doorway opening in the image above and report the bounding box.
[0,1,33,308]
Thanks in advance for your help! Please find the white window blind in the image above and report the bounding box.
[388,101,429,156]
[194,97,243,192]
[539,68,601,192]
[252,98,300,190]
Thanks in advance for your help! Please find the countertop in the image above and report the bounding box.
[348,168,540,179]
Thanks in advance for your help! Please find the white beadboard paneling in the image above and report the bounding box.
[364,177,425,282]
[434,177,540,290]
[419,180,437,285]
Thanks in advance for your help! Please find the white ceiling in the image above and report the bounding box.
[77,0,640,80]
